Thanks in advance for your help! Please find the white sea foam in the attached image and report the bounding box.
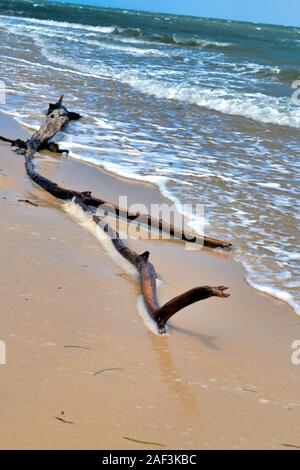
[0,54,108,81]
[97,160,170,186]
[0,109,40,130]
[0,14,118,34]
[63,200,164,334]
[63,199,138,278]
[94,117,115,129]
[15,120,40,131]
[62,147,207,238]
[3,13,298,128]
[36,44,300,129]
[246,278,300,315]
[257,182,282,189]
[61,141,141,156]
[137,296,166,336]
[73,37,167,56]
[122,77,300,128]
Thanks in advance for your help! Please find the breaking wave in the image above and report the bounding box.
[147,33,234,49]
[37,45,300,128]
[0,14,234,51]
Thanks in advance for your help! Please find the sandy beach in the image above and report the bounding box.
[0,110,299,450]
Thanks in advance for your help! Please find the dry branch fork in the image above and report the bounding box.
[0,96,230,334]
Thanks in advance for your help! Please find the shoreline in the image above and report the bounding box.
[0,111,300,449]
[6,109,299,317]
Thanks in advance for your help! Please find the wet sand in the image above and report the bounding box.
[0,111,300,450]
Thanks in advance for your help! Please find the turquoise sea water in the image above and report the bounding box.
[0,0,299,314]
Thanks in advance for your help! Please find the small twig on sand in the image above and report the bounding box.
[18,199,39,207]
[55,416,74,425]
[282,443,300,449]
[93,368,124,376]
[123,436,165,447]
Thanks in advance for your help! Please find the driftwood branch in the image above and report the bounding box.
[75,196,229,334]
[1,111,231,249]
[0,96,230,334]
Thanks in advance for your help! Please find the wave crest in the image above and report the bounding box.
[142,32,234,49]
[121,77,300,128]
[36,42,300,129]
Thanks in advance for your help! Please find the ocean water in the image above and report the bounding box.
[0,0,299,314]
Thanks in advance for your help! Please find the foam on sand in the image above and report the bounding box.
[63,199,138,279]
[63,199,163,334]
[246,278,300,316]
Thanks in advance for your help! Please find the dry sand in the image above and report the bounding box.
[0,111,300,450]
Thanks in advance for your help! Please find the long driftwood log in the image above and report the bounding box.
[2,96,231,249]
[0,96,230,334]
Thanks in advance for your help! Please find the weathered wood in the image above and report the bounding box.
[25,95,72,157]
[1,128,231,249]
[0,136,68,155]
[1,96,230,334]
[0,136,26,149]
[26,161,231,248]
[47,94,81,121]
[41,142,69,154]
[75,197,229,334]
